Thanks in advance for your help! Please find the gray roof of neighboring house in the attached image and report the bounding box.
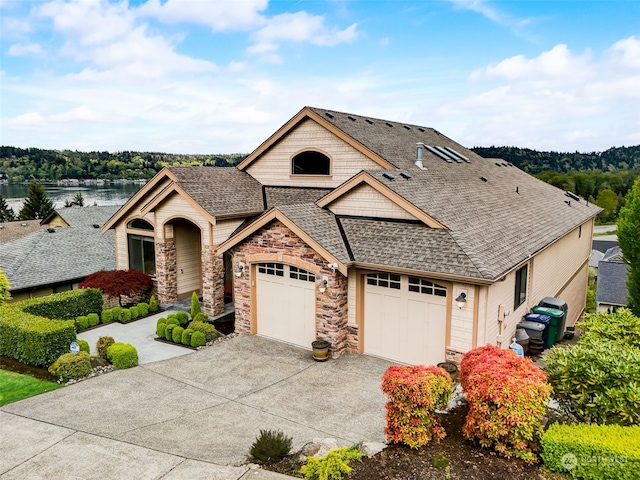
[0,206,118,292]
[264,187,333,209]
[603,246,623,262]
[590,249,605,268]
[168,167,264,217]
[596,260,629,306]
[0,219,44,244]
[592,238,618,253]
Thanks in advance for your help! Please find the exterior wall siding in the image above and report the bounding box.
[174,221,202,297]
[213,218,245,245]
[155,194,211,245]
[327,184,418,220]
[449,282,476,352]
[484,268,530,348]
[245,118,381,188]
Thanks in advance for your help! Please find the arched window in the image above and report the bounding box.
[291,151,330,175]
[127,219,154,230]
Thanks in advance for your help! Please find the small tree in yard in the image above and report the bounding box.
[618,175,640,316]
[79,270,153,306]
[190,291,202,319]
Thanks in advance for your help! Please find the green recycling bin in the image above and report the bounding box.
[532,306,564,348]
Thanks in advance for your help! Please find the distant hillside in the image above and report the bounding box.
[0,146,246,182]
[471,145,640,174]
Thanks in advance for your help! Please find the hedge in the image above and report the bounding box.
[542,423,640,479]
[0,290,102,366]
[107,343,139,369]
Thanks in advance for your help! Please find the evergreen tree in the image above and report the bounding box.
[618,176,640,316]
[18,179,54,220]
[0,195,16,222]
[64,192,85,207]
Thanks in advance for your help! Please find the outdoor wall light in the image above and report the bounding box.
[235,262,245,277]
[455,292,467,309]
[318,278,328,294]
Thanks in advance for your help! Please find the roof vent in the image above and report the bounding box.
[365,119,373,124]
[93,224,100,228]
[324,112,334,119]
[348,115,356,121]
[418,127,425,132]
[495,162,502,167]
[480,176,488,182]
[444,146,470,163]
[425,145,452,163]
[382,173,395,181]
[47,228,55,233]
[385,122,393,127]
[565,200,571,206]
[21,223,27,227]
[400,172,412,180]
[516,186,520,194]
[415,143,426,170]
[565,191,580,202]
[403,125,410,130]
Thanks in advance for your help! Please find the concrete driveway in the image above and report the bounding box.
[1,335,393,479]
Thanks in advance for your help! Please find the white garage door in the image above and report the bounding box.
[256,263,316,349]
[364,273,447,365]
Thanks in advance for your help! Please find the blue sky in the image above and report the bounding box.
[1,0,639,154]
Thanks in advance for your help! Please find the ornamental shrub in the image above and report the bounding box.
[165,324,175,341]
[76,316,89,331]
[545,339,640,425]
[106,342,138,369]
[96,336,115,360]
[172,326,184,343]
[129,306,139,319]
[190,291,201,320]
[300,447,363,480]
[578,308,640,349]
[165,314,179,326]
[156,322,167,339]
[181,328,194,346]
[149,295,159,313]
[101,309,113,324]
[48,351,92,382]
[188,321,218,342]
[120,308,131,323]
[137,302,149,316]
[249,429,293,464]
[190,331,206,348]
[460,344,551,464]
[79,270,153,307]
[87,313,100,327]
[111,306,122,321]
[192,312,208,323]
[77,339,90,354]
[542,423,640,479]
[175,311,189,327]
[381,365,453,448]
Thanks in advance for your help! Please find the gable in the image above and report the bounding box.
[243,117,384,188]
[327,183,419,221]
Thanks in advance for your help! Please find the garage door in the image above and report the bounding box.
[256,263,316,349]
[364,273,447,365]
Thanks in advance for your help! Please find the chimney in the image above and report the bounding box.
[415,143,426,170]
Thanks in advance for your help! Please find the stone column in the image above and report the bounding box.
[316,270,349,358]
[155,241,177,305]
[202,245,225,316]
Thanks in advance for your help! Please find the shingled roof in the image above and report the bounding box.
[596,260,629,307]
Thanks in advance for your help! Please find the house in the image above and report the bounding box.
[0,206,119,301]
[103,106,601,365]
[0,219,44,244]
[596,246,629,312]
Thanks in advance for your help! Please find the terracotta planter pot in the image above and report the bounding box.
[312,340,330,362]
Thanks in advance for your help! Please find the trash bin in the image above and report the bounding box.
[538,297,568,342]
[523,313,551,349]
[532,306,564,347]
[517,321,546,355]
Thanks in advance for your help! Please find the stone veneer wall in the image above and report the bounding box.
[155,241,178,305]
[201,245,225,316]
[231,220,353,358]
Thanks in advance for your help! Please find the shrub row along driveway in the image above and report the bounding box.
[0,335,392,479]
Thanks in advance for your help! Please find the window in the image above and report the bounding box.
[408,277,447,297]
[366,273,401,289]
[289,266,315,283]
[128,234,156,275]
[291,151,330,175]
[514,264,528,309]
[127,219,154,230]
[258,263,284,277]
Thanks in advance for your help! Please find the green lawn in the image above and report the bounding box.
[0,369,62,406]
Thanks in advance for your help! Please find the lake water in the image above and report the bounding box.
[0,182,144,212]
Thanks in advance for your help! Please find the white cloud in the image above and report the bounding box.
[608,35,640,69]
[7,43,44,56]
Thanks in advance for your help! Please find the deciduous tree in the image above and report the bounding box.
[79,270,153,306]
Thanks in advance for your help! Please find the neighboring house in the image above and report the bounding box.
[589,249,605,277]
[592,238,617,254]
[0,219,44,244]
[0,206,119,301]
[104,106,601,365]
[596,246,629,312]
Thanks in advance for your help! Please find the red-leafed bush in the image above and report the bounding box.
[460,344,552,464]
[381,365,453,448]
[80,270,153,307]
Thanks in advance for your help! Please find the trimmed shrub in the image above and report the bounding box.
[101,309,114,324]
[542,423,640,479]
[192,312,208,323]
[249,429,293,464]
[22,288,102,319]
[129,306,139,319]
[149,295,159,312]
[156,322,167,339]
[381,365,453,448]
[87,313,100,327]
[76,316,89,331]
[137,302,149,316]
[165,324,175,341]
[165,314,179,326]
[460,344,551,464]
[188,321,218,342]
[120,308,131,323]
[175,311,189,327]
[181,328,194,346]
[190,291,202,320]
[48,351,92,382]
[77,339,90,354]
[172,326,184,344]
[300,447,363,480]
[545,339,640,425]
[111,306,122,321]
[96,336,115,360]
[190,331,206,348]
[157,317,167,326]
[106,342,138,369]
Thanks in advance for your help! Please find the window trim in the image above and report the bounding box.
[514,264,528,309]
[290,149,332,177]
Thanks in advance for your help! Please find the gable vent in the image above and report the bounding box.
[425,145,452,163]
[382,173,395,181]
[324,112,334,119]
[444,146,470,163]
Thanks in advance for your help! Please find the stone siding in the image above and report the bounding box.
[155,241,178,305]
[202,245,225,316]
